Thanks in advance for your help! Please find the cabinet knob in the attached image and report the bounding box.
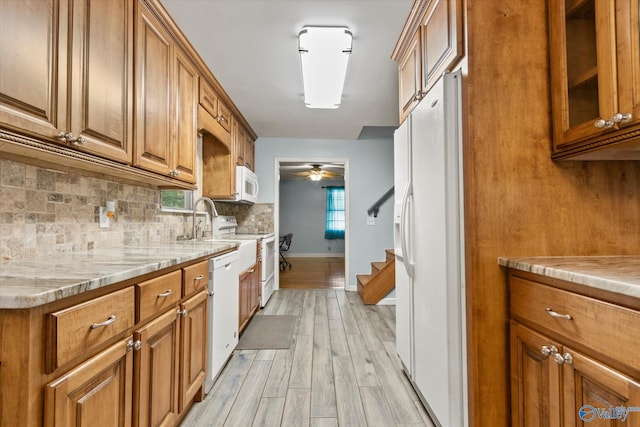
[57,132,86,145]
[612,112,632,123]
[71,136,86,146]
[553,352,565,364]
[540,345,558,357]
[177,308,187,317]
[127,340,142,352]
[594,119,614,129]
[552,351,573,365]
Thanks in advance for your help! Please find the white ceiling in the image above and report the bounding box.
[161,0,413,140]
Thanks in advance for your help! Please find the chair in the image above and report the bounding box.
[279,233,293,271]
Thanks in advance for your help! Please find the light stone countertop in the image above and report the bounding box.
[499,256,640,299]
[0,240,237,309]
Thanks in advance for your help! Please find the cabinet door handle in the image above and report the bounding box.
[545,308,572,320]
[90,314,116,329]
[157,289,173,298]
[194,275,205,281]
[177,308,187,317]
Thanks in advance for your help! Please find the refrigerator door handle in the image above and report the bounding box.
[400,181,414,278]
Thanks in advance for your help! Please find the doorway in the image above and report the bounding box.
[274,158,349,290]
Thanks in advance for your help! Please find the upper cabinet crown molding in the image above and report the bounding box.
[549,0,640,160]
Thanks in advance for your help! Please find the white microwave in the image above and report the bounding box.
[235,166,259,204]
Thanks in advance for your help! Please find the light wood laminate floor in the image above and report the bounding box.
[279,257,345,289]
[180,289,435,427]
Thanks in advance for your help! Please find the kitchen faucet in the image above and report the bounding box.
[192,197,218,239]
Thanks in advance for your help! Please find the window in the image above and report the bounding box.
[325,186,345,239]
[161,190,193,212]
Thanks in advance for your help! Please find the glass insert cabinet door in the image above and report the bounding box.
[550,0,617,147]
[565,0,602,129]
[549,0,640,151]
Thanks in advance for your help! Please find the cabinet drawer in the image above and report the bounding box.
[183,260,208,296]
[510,275,640,370]
[137,270,182,321]
[46,287,135,373]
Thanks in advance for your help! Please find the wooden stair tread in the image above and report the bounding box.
[357,254,396,305]
[371,261,388,273]
[385,248,395,261]
[356,274,373,285]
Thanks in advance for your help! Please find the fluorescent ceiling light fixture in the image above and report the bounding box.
[298,26,352,109]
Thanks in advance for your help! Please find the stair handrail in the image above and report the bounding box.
[367,186,394,218]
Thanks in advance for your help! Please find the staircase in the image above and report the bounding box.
[357,249,395,304]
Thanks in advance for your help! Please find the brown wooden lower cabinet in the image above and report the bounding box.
[510,321,562,425]
[562,347,640,426]
[44,337,134,427]
[132,289,207,427]
[238,264,259,334]
[511,321,640,426]
[134,307,180,427]
[179,290,207,412]
[37,263,209,427]
[509,271,640,426]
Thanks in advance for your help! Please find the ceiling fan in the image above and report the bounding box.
[293,164,342,181]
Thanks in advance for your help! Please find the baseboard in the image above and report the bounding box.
[286,253,345,258]
[377,297,396,305]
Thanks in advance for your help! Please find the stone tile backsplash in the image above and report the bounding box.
[214,202,274,233]
[0,159,190,260]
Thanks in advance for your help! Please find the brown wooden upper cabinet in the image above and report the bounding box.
[0,0,253,187]
[234,120,255,171]
[550,0,640,159]
[200,79,232,134]
[398,32,422,124]
[134,0,197,183]
[393,0,463,123]
[0,0,134,163]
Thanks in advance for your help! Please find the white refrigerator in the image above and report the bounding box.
[394,70,467,427]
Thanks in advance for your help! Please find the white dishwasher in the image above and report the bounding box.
[206,250,239,393]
